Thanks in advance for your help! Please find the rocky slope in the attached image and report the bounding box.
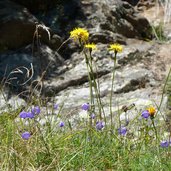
[0,0,171,123]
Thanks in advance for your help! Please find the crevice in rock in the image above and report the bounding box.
[114,76,150,94]
[43,70,111,96]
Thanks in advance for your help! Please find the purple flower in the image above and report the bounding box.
[91,113,95,119]
[81,103,90,111]
[141,110,150,119]
[21,132,31,140]
[54,104,59,110]
[96,121,104,131]
[59,121,64,127]
[118,127,127,136]
[31,106,40,115]
[160,140,169,148]
[19,111,27,119]
[26,112,34,119]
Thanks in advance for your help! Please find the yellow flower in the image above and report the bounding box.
[147,106,156,117]
[70,28,89,42]
[85,43,97,50]
[108,43,123,53]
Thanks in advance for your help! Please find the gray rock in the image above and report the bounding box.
[0,0,37,51]
[0,45,64,89]
[121,0,139,6]
[0,0,62,52]
[101,1,152,39]
[0,90,26,113]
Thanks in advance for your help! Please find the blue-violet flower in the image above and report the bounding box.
[141,110,150,119]
[31,106,40,115]
[160,140,169,148]
[118,127,127,136]
[96,121,104,130]
[81,103,90,111]
[22,132,31,140]
[19,111,27,119]
[59,121,64,127]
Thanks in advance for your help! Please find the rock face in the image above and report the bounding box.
[0,0,63,52]
[0,0,171,123]
[10,0,60,12]
[0,0,152,52]
[78,0,152,41]
[101,1,152,39]
[0,0,65,93]
[0,0,37,51]
[0,45,64,90]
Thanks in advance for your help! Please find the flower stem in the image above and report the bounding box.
[110,54,117,129]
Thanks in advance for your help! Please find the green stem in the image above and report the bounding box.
[86,53,106,123]
[110,54,117,129]
[157,67,171,114]
[84,51,100,115]
[151,118,159,143]
[85,57,94,128]
[34,119,50,156]
[151,117,161,163]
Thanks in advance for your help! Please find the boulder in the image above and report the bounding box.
[0,44,64,90]
[0,0,37,51]
[0,0,61,52]
[101,1,152,39]
[11,0,59,13]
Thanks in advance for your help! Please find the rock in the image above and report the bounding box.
[0,0,62,52]
[43,39,157,97]
[49,34,62,50]
[90,31,126,44]
[0,89,26,113]
[76,0,152,39]
[101,1,152,39]
[10,0,63,13]
[136,0,155,11]
[0,0,37,51]
[121,0,139,6]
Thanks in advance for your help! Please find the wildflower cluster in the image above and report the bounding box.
[20,106,40,119]
[70,28,166,149]
[19,104,64,140]
[19,106,41,140]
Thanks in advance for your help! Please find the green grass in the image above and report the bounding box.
[0,107,171,171]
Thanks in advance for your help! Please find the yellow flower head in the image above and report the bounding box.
[147,106,156,117]
[70,28,89,42]
[108,43,123,53]
[85,43,97,50]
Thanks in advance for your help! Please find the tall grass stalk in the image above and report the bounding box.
[109,53,117,129]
